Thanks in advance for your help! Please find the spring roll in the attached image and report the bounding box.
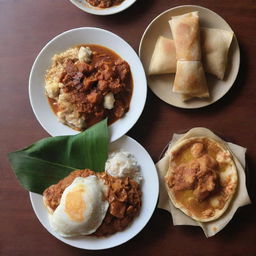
[148,36,176,75]
[201,27,234,80]
[173,60,209,98]
[169,11,201,61]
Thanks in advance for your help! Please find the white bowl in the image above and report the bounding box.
[30,135,159,250]
[69,0,137,15]
[29,27,147,142]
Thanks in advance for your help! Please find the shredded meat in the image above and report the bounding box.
[43,169,142,237]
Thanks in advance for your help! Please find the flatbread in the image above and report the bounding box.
[169,11,201,61]
[165,136,238,222]
[173,60,209,99]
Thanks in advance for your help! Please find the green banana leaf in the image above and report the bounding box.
[8,119,109,194]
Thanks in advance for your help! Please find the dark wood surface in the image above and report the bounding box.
[1,0,256,255]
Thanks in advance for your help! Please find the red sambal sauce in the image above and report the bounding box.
[48,44,133,130]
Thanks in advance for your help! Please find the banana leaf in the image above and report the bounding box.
[8,119,109,194]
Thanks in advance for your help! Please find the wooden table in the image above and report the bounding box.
[1,0,256,255]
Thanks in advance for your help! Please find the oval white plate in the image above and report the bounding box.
[29,27,147,142]
[30,135,159,250]
[69,0,136,15]
[139,5,240,109]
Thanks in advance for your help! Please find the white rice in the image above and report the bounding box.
[105,151,142,184]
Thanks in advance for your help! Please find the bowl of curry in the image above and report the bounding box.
[29,27,147,141]
[69,0,137,15]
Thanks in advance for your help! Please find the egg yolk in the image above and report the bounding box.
[65,184,86,222]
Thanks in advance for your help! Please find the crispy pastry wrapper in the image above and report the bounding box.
[156,127,251,237]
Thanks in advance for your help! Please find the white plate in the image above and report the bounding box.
[69,0,136,15]
[29,27,147,142]
[139,5,240,109]
[29,135,159,250]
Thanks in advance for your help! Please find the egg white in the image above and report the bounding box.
[48,176,109,237]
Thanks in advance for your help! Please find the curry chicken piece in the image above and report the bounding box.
[169,143,220,202]
[193,169,218,201]
[168,163,198,191]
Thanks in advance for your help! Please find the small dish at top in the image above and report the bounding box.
[69,0,136,15]
[29,27,147,142]
[139,5,240,109]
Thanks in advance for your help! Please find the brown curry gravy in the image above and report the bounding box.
[48,44,133,130]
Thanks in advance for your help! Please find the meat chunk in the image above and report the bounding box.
[96,63,115,80]
[86,90,102,104]
[193,169,218,201]
[109,200,126,219]
[73,72,83,83]
[113,104,126,118]
[65,59,78,74]
[115,59,130,81]
[169,163,198,191]
[191,142,205,158]
[197,154,218,174]
[75,61,93,74]
[97,80,109,92]
[82,77,97,91]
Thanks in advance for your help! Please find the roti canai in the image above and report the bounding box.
[165,137,238,222]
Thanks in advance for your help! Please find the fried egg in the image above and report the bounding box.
[48,176,109,237]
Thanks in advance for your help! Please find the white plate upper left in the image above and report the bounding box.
[30,135,159,250]
[29,27,147,142]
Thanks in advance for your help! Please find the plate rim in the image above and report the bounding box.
[69,0,137,15]
[29,135,159,250]
[139,4,241,109]
[29,27,147,142]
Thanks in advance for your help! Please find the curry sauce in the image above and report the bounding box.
[47,44,133,130]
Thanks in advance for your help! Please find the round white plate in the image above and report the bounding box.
[69,0,136,15]
[139,5,240,109]
[30,135,159,250]
[29,27,147,142]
